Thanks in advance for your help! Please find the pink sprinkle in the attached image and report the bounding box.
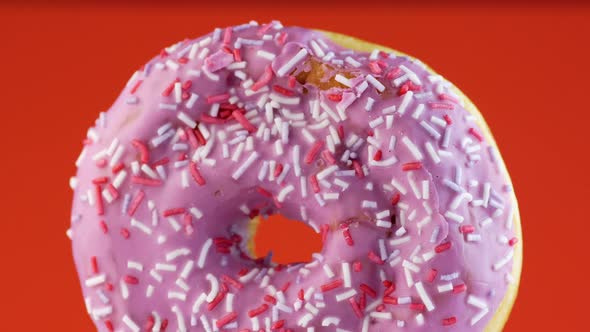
[95,158,107,168]
[321,150,337,165]
[205,50,234,72]
[257,22,274,36]
[131,139,149,163]
[309,174,320,193]
[352,160,364,178]
[206,93,230,104]
[468,127,484,142]
[428,102,455,110]
[131,176,162,186]
[127,190,145,217]
[251,64,274,92]
[130,79,143,94]
[223,27,232,45]
[439,93,459,103]
[232,110,257,133]
[276,31,288,45]
[368,61,382,74]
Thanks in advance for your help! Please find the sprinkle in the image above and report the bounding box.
[122,315,140,332]
[197,238,213,268]
[415,282,435,311]
[277,48,308,77]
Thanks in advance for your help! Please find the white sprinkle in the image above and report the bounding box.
[85,274,106,287]
[370,311,393,320]
[257,49,276,60]
[335,74,353,87]
[369,116,384,128]
[131,218,152,235]
[335,289,357,302]
[197,238,213,268]
[342,262,351,287]
[471,308,490,326]
[402,136,424,160]
[277,48,308,76]
[415,282,435,311]
[365,98,375,111]
[122,315,140,332]
[232,151,259,180]
[366,74,386,92]
[397,91,413,115]
[277,184,295,202]
[493,250,514,271]
[192,293,207,313]
[345,56,361,67]
[205,274,219,302]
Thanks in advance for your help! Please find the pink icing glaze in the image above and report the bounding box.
[69,21,518,332]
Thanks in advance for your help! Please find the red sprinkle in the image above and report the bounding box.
[163,208,186,217]
[189,162,206,186]
[320,278,344,292]
[216,312,237,328]
[352,160,364,178]
[99,220,108,234]
[120,228,130,239]
[359,283,377,298]
[459,225,475,234]
[248,304,269,317]
[383,296,397,305]
[207,291,226,311]
[435,241,453,253]
[264,294,277,305]
[453,284,467,293]
[94,184,104,216]
[124,275,139,285]
[391,193,401,206]
[256,186,273,198]
[90,256,99,274]
[349,297,363,318]
[509,237,519,246]
[442,316,457,326]
[402,161,422,171]
[373,150,383,161]
[352,261,362,272]
[274,163,284,178]
[426,268,438,283]
[327,93,342,102]
[410,303,426,311]
[271,320,285,330]
[367,251,384,265]
[304,141,323,164]
[272,85,295,96]
[342,228,354,246]
[92,177,108,185]
[443,114,453,125]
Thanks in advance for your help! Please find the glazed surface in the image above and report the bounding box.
[70,21,518,331]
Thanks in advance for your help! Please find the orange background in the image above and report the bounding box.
[0,2,588,331]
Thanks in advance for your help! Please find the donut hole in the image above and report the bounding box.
[252,214,322,265]
[295,58,356,90]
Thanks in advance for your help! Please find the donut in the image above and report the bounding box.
[69,20,522,332]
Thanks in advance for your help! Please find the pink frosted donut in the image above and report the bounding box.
[69,21,521,332]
